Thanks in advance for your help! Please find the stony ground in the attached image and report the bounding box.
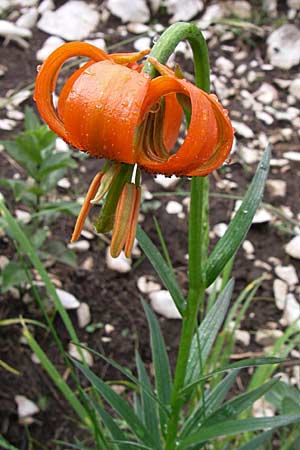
[0,0,300,448]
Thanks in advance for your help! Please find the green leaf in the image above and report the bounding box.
[137,227,185,315]
[23,327,88,425]
[185,279,234,387]
[136,351,161,449]
[37,152,76,179]
[204,379,278,425]
[142,299,172,432]
[205,144,271,287]
[0,435,20,450]
[42,240,76,267]
[36,201,81,217]
[0,261,27,292]
[183,357,284,393]
[179,415,300,448]
[1,140,38,176]
[75,343,168,415]
[73,361,158,449]
[181,370,240,438]
[235,430,273,450]
[87,395,127,450]
[0,179,32,202]
[24,106,40,131]
[266,380,300,415]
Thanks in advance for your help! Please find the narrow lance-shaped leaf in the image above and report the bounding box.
[235,430,273,450]
[179,415,300,448]
[185,279,234,387]
[135,351,162,449]
[73,360,158,449]
[142,299,172,433]
[137,226,185,315]
[205,144,271,287]
[181,369,240,438]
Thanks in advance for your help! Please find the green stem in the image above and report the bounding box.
[142,22,211,449]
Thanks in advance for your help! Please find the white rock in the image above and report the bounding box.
[166,200,183,215]
[289,78,300,101]
[104,323,115,334]
[239,146,260,164]
[77,302,91,328]
[15,209,31,224]
[0,118,17,130]
[149,290,181,319]
[213,222,228,238]
[275,264,299,286]
[0,20,32,48]
[15,395,39,419]
[38,0,55,14]
[127,22,149,34]
[80,256,94,271]
[282,293,300,330]
[215,56,235,76]
[288,0,300,9]
[235,329,251,346]
[262,0,277,17]
[68,240,90,252]
[11,89,31,107]
[36,36,65,61]
[38,1,100,40]
[85,38,106,51]
[57,177,71,189]
[16,7,39,29]
[275,107,299,122]
[165,0,204,23]
[55,137,69,152]
[68,343,93,366]
[133,36,151,52]
[266,179,287,197]
[0,0,10,14]
[273,279,288,310]
[256,111,274,125]
[137,275,161,294]
[56,288,80,309]
[267,24,300,70]
[197,3,226,28]
[253,397,276,418]
[154,174,180,189]
[255,329,283,346]
[243,240,255,255]
[226,1,252,18]
[232,121,254,139]
[107,0,150,23]
[254,83,278,105]
[285,235,300,260]
[283,151,300,162]
[106,249,131,273]
[253,208,272,224]
[7,110,24,121]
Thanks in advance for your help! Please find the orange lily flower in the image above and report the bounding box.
[34,42,234,258]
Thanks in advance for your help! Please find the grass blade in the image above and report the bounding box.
[142,299,172,433]
[136,226,185,315]
[181,370,240,438]
[179,415,300,448]
[136,351,161,449]
[235,430,273,450]
[73,361,158,449]
[205,144,271,287]
[23,327,88,425]
[185,279,234,386]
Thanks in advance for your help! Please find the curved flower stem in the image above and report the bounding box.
[143,22,210,449]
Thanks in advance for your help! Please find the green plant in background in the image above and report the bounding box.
[0,107,82,293]
[1,22,300,450]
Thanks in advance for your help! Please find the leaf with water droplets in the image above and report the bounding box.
[205,144,271,287]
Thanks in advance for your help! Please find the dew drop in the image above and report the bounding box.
[36,64,42,73]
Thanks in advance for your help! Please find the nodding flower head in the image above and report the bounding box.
[34,42,234,257]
